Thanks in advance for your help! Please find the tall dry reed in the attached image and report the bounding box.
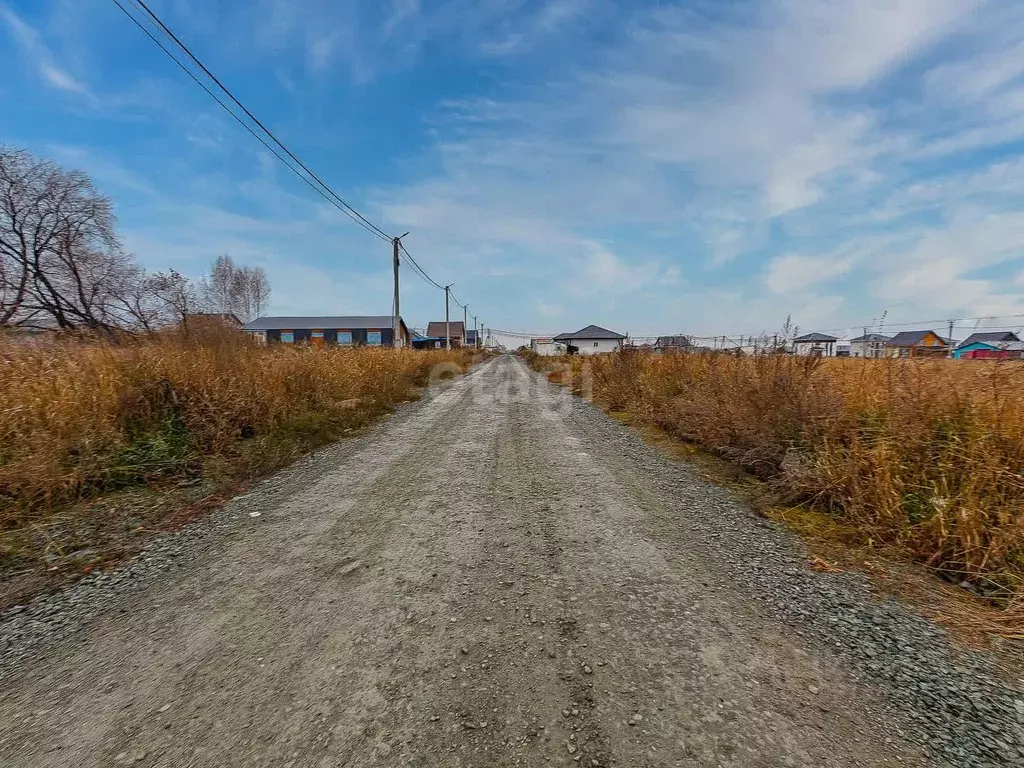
[0,335,468,525]
[536,351,1024,597]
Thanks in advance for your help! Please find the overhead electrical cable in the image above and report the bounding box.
[125,0,391,242]
[113,0,477,317]
[109,0,390,240]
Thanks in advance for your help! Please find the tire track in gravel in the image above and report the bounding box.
[2,355,1011,767]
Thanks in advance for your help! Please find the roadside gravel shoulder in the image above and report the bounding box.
[551,360,1024,767]
[0,369,480,678]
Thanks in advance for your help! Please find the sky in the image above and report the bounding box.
[3,0,1024,342]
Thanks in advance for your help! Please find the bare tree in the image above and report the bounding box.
[199,255,270,322]
[237,265,270,321]
[0,146,129,333]
[1,147,272,335]
[150,270,202,331]
[202,254,236,316]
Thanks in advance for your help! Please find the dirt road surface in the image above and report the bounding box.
[2,356,1021,767]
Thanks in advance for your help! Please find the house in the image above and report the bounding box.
[849,333,891,358]
[953,331,1021,359]
[410,331,446,350]
[655,335,692,353]
[953,338,1024,360]
[466,329,479,348]
[426,321,466,347]
[186,312,242,327]
[242,316,410,347]
[886,330,950,358]
[530,337,566,356]
[553,325,626,355]
[792,332,838,357]
[181,312,243,336]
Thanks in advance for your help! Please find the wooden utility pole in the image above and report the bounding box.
[391,233,409,348]
[392,237,401,348]
[444,284,453,351]
[463,303,469,349]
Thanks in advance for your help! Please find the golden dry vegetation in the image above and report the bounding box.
[531,350,1024,602]
[0,334,473,596]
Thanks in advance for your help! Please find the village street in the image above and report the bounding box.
[1,356,1020,768]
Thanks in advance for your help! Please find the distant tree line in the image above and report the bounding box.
[0,146,270,335]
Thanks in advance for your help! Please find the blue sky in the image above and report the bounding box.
[3,0,1024,340]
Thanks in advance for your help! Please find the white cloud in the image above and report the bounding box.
[20,0,1024,337]
[536,300,563,317]
[765,253,854,295]
[0,4,91,97]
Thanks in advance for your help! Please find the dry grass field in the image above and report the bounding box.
[0,334,472,600]
[531,350,1024,604]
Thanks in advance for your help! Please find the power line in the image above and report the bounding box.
[113,0,477,323]
[109,0,389,240]
[124,0,391,242]
[398,243,446,290]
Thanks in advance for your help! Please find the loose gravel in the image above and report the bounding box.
[560,365,1024,768]
[0,355,1021,767]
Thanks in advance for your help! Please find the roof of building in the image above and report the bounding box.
[187,312,243,325]
[849,333,891,343]
[426,321,466,338]
[656,335,691,347]
[553,324,626,341]
[793,332,838,343]
[887,330,947,347]
[243,316,400,331]
[959,339,1024,351]
[957,331,1021,349]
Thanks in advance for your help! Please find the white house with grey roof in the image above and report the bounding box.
[553,324,626,355]
[791,332,838,356]
[242,316,410,347]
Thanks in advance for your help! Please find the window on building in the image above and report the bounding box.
[367,330,382,345]
[337,330,353,345]
[280,330,294,343]
[311,330,324,339]
[594,341,599,347]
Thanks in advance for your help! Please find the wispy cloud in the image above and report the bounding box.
[6,0,1024,336]
[0,4,92,98]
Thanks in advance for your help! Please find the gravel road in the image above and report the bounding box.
[1,355,1022,767]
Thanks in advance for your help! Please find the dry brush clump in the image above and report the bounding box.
[0,335,469,526]
[533,350,1024,599]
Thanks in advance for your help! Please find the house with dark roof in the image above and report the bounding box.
[792,332,838,357]
[426,320,466,347]
[553,324,626,355]
[242,316,410,347]
[849,333,891,359]
[185,312,243,328]
[654,335,692,353]
[885,330,950,358]
[953,332,1024,360]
